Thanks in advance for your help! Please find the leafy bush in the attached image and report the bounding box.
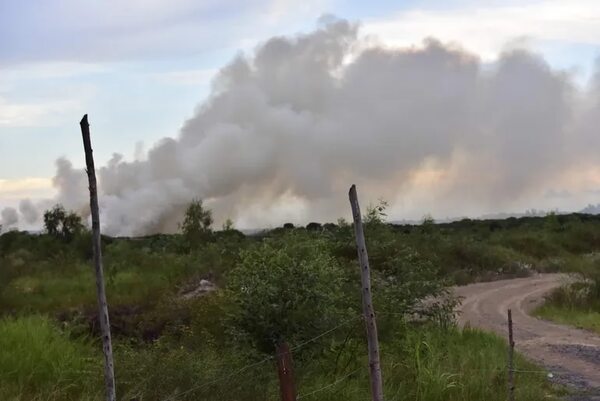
[226,235,349,353]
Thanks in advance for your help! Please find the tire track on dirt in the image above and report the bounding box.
[455,274,600,397]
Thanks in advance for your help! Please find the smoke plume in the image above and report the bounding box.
[19,199,39,224]
[5,18,600,235]
[1,207,18,228]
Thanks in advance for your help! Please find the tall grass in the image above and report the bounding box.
[0,315,101,400]
[535,254,600,334]
[383,326,560,401]
[276,325,560,401]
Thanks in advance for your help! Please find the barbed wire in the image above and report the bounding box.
[164,315,362,401]
[163,354,275,401]
[162,308,558,401]
[290,314,363,353]
[297,368,361,399]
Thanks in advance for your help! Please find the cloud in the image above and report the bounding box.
[0,62,100,128]
[1,62,111,83]
[0,0,329,64]
[0,177,54,198]
[150,68,218,85]
[363,0,600,60]
[0,96,84,127]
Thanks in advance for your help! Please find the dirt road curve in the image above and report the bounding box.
[456,274,600,395]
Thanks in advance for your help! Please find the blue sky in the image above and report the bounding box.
[2,0,600,211]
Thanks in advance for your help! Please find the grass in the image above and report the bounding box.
[536,303,600,334]
[0,315,561,401]
[383,326,561,401]
[534,276,600,335]
[0,315,101,401]
[295,325,561,401]
[534,254,600,334]
[0,266,174,312]
[3,213,597,400]
[0,247,208,313]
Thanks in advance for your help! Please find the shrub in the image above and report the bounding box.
[226,235,348,353]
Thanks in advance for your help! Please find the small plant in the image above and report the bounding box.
[421,214,435,234]
[365,198,388,225]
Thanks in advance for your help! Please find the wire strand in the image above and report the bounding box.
[164,354,274,401]
[166,315,361,400]
[290,315,362,353]
[297,369,361,399]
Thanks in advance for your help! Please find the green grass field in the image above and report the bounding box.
[2,211,598,400]
[535,303,600,334]
[0,315,561,401]
[534,253,600,334]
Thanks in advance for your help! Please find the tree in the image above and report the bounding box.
[227,236,347,353]
[222,218,234,231]
[305,222,322,231]
[43,205,84,241]
[180,200,213,246]
[336,217,349,228]
[421,214,435,234]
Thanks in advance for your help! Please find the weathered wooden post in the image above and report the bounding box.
[80,114,116,401]
[348,184,384,401]
[507,309,515,401]
[275,342,296,401]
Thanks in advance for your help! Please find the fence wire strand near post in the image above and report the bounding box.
[289,315,363,353]
[164,355,275,401]
[164,315,362,401]
[297,369,361,399]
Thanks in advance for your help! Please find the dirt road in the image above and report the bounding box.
[456,274,600,396]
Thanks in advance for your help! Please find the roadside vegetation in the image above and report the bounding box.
[535,253,600,334]
[2,202,597,400]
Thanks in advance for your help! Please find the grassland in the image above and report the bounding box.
[534,253,600,334]
[2,211,598,400]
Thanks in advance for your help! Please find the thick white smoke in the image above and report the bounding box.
[18,199,39,224]
[5,18,600,235]
[1,207,18,228]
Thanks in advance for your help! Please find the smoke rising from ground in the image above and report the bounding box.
[18,199,39,224]
[1,207,18,228]
[5,18,600,235]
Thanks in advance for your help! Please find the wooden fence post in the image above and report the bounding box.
[507,309,515,401]
[276,342,296,401]
[80,114,116,401]
[348,184,384,401]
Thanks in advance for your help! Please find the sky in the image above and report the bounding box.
[1,0,600,229]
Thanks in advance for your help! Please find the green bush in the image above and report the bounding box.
[226,234,349,353]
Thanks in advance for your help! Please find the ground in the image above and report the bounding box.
[456,274,600,399]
